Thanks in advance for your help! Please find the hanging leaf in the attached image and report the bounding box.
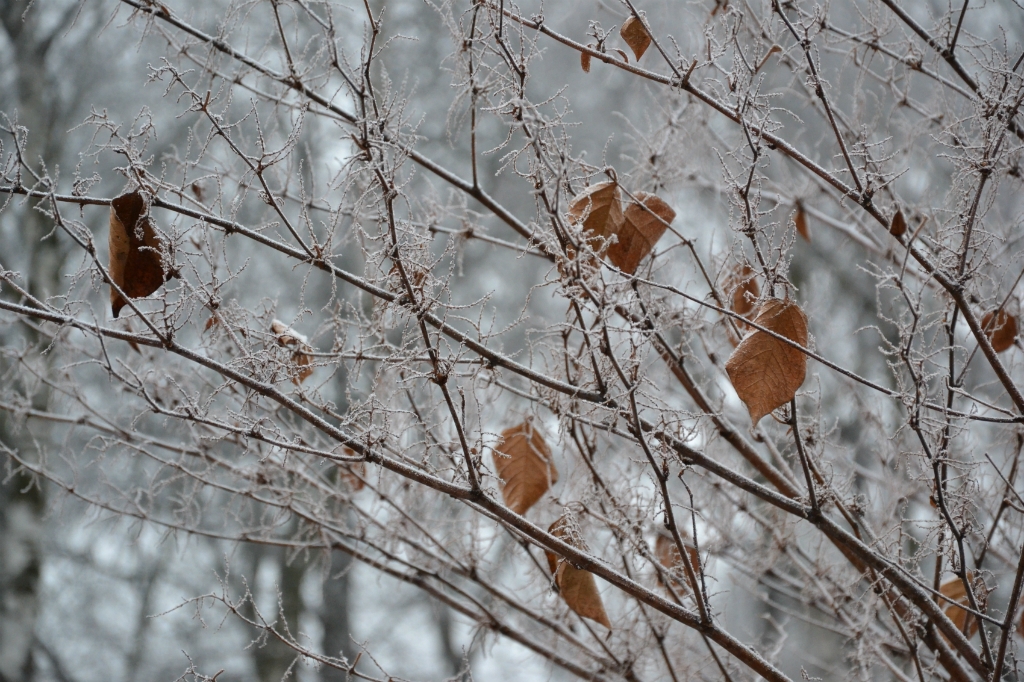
[939,575,982,639]
[493,421,558,515]
[293,350,314,383]
[545,516,611,628]
[725,299,809,423]
[725,264,760,320]
[654,533,700,594]
[981,309,1018,353]
[581,51,591,73]
[890,208,907,238]
[337,447,366,491]
[794,206,810,242]
[271,319,315,384]
[609,192,675,274]
[568,181,624,239]
[108,190,170,317]
[620,15,652,61]
[565,181,624,276]
[567,184,673,275]
[723,264,760,346]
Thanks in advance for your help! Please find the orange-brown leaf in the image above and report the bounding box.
[725,264,760,319]
[654,533,699,594]
[981,309,1017,353]
[619,16,651,61]
[568,181,624,241]
[794,206,810,242]
[890,209,907,237]
[271,319,308,347]
[581,51,591,73]
[292,349,314,384]
[940,576,981,639]
[493,421,557,515]
[725,299,808,423]
[610,192,675,274]
[108,190,169,317]
[545,517,610,628]
[271,320,315,384]
[337,448,366,491]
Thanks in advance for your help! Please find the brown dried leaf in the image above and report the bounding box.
[981,309,1018,353]
[493,421,558,515]
[654,533,699,594]
[890,208,907,238]
[725,299,809,424]
[565,182,624,277]
[726,264,760,319]
[271,320,314,384]
[940,576,981,639]
[568,181,624,241]
[620,15,651,61]
[610,192,675,274]
[388,261,428,290]
[581,51,591,73]
[292,349,314,384]
[108,190,169,317]
[337,448,366,491]
[545,517,611,628]
[794,206,810,242]
[271,319,307,347]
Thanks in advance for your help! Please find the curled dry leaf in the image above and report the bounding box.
[654,533,700,594]
[271,319,315,384]
[493,421,558,515]
[619,15,651,61]
[981,309,1018,353]
[567,183,673,275]
[568,181,624,238]
[939,575,982,640]
[108,190,170,318]
[613,192,675,274]
[565,181,623,275]
[337,447,366,491]
[890,208,907,238]
[581,50,591,73]
[726,264,759,319]
[725,299,808,424]
[794,206,810,242]
[724,264,760,347]
[545,516,611,628]
[388,260,428,290]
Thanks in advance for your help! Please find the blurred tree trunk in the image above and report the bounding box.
[434,603,466,680]
[319,549,355,682]
[0,1,77,679]
[240,542,307,682]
